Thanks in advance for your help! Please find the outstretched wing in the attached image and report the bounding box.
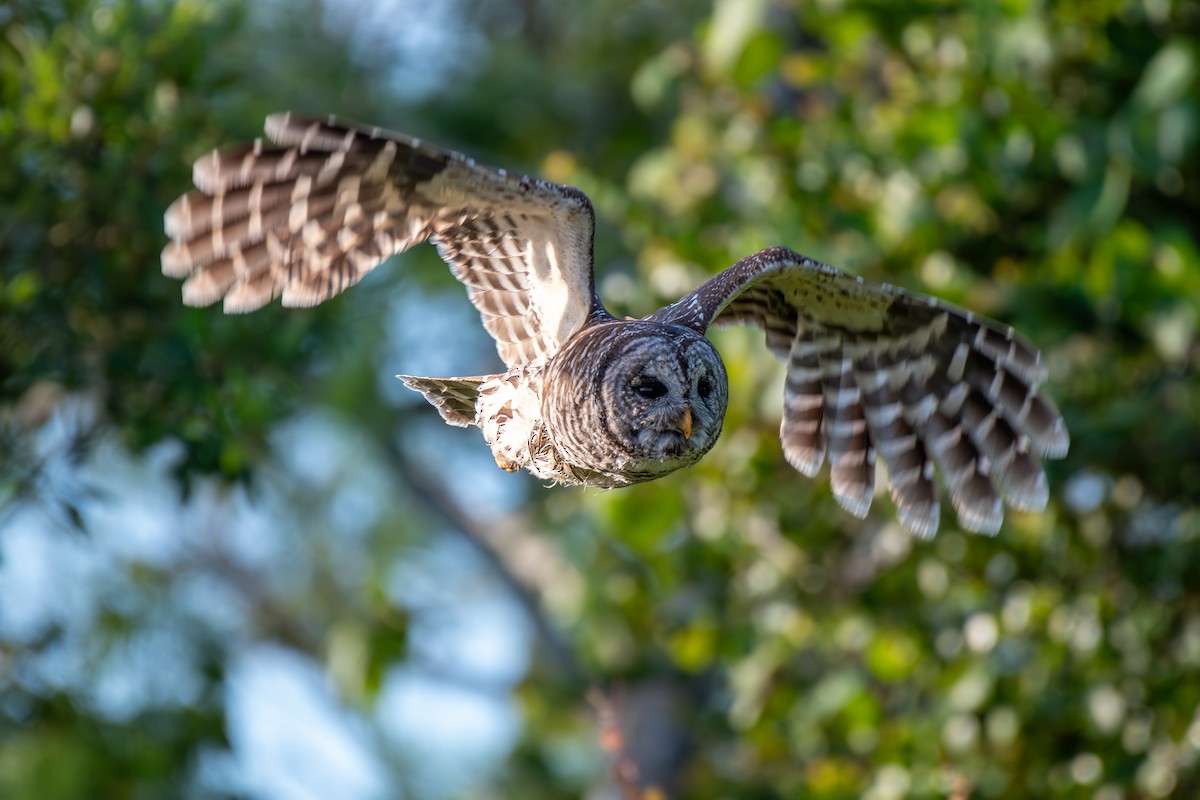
[652,247,1069,538]
[162,113,606,368]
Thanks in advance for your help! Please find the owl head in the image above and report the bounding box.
[543,321,729,485]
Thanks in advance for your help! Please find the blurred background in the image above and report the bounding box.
[2,0,1199,797]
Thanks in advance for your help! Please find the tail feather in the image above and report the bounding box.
[396,375,490,428]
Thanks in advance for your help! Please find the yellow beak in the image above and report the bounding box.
[676,406,693,440]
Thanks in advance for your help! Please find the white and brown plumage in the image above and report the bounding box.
[163,113,1069,538]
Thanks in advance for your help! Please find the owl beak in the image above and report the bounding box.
[675,406,693,440]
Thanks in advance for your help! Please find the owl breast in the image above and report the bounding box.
[475,367,557,481]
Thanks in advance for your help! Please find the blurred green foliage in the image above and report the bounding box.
[2,0,1199,798]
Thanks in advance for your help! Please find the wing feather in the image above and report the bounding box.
[822,350,875,519]
[163,113,608,367]
[780,335,827,476]
[653,246,1068,537]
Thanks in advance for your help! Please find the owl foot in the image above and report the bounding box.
[494,453,521,472]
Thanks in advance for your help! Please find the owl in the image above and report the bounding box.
[163,113,1068,538]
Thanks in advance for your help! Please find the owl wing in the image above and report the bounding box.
[162,113,605,368]
[651,247,1069,538]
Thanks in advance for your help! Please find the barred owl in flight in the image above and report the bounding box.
[163,113,1068,538]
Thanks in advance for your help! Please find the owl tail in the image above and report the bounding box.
[396,374,491,428]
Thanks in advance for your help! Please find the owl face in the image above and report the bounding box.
[542,322,728,485]
[606,334,727,461]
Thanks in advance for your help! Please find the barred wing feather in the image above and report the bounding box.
[653,247,1069,538]
[162,113,604,368]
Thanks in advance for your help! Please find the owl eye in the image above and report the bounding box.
[633,378,668,399]
[697,376,713,398]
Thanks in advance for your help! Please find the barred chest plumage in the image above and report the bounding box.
[474,366,567,483]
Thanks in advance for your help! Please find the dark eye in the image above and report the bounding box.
[633,378,668,399]
[697,376,713,399]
